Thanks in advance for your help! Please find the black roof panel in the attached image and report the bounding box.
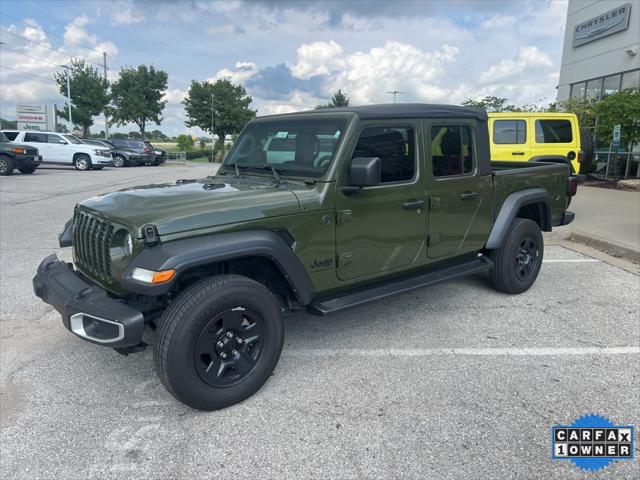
[274,103,487,122]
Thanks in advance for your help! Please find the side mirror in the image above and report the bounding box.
[349,157,381,187]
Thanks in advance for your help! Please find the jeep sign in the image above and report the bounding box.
[572,3,632,47]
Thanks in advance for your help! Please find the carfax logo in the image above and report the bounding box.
[552,414,635,472]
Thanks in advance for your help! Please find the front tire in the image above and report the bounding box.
[18,166,37,174]
[0,156,14,176]
[489,218,543,294]
[154,275,284,410]
[112,155,126,168]
[73,154,91,171]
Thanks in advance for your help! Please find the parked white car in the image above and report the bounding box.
[1,131,112,170]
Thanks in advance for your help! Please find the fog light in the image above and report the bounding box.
[131,267,176,284]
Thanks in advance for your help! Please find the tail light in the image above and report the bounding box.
[577,150,584,163]
[567,177,578,196]
[144,147,152,153]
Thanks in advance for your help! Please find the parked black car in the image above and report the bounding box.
[0,131,42,175]
[108,139,155,165]
[144,141,167,166]
[81,139,145,167]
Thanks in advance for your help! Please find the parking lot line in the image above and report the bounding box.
[542,259,600,263]
[283,346,640,357]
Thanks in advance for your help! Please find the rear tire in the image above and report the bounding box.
[73,154,91,171]
[154,274,284,410]
[0,156,14,176]
[18,166,37,174]
[489,218,543,294]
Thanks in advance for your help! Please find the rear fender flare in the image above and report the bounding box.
[486,188,551,249]
[122,230,315,304]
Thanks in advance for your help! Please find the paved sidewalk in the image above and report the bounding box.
[554,185,640,262]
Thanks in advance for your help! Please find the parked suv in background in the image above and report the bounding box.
[488,112,594,175]
[0,131,42,175]
[3,131,112,170]
[81,139,144,168]
[144,141,167,166]
[109,139,154,165]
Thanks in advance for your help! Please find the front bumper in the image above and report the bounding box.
[33,254,144,348]
[14,154,42,167]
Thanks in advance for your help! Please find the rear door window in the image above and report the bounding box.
[24,132,47,142]
[493,120,526,144]
[535,120,572,143]
[431,125,474,177]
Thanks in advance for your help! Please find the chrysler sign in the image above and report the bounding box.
[573,3,631,47]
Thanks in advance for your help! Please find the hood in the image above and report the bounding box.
[80,176,301,237]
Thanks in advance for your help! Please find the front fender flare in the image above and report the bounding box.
[486,188,550,249]
[121,230,315,304]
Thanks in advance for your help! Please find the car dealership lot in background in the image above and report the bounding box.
[1,164,638,479]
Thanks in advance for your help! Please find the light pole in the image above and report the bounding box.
[60,65,72,127]
[211,93,215,163]
[387,90,403,103]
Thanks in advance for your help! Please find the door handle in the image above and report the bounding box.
[511,151,525,156]
[402,199,425,210]
[459,191,479,200]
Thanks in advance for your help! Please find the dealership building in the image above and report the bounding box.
[557,1,640,102]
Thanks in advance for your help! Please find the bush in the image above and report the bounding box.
[176,134,194,151]
[185,148,216,161]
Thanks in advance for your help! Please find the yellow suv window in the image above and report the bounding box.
[535,120,572,144]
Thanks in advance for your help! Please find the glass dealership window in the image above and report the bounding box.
[621,70,640,90]
[585,78,602,100]
[602,74,621,97]
[570,82,586,99]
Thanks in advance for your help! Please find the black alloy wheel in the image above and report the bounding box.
[194,307,266,387]
[514,237,539,281]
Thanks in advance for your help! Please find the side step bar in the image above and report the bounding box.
[307,256,493,316]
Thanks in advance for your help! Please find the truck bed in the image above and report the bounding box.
[490,161,571,228]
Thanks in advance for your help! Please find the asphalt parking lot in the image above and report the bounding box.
[1,164,639,479]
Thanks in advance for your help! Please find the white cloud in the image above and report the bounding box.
[479,46,552,84]
[109,1,145,26]
[481,14,517,29]
[0,16,121,128]
[253,90,325,116]
[290,40,344,79]
[163,88,186,104]
[212,62,259,84]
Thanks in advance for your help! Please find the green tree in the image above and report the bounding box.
[109,65,168,138]
[595,89,640,148]
[183,79,256,161]
[462,96,517,112]
[176,134,194,151]
[316,89,350,109]
[149,129,168,140]
[556,97,598,133]
[54,59,109,137]
[1,118,17,129]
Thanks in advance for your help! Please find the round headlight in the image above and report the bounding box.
[124,233,133,256]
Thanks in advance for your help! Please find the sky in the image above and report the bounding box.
[0,0,569,137]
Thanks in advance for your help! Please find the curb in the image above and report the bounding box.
[568,231,640,263]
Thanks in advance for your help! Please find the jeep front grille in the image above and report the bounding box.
[73,210,114,280]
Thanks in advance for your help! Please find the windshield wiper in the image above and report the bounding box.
[252,164,285,185]
[222,162,248,177]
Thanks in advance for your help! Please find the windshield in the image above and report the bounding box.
[224,118,346,178]
[63,135,83,144]
[0,132,8,142]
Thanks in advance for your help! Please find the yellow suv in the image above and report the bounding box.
[488,112,585,174]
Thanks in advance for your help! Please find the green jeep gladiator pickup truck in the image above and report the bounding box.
[33,104,577,410]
